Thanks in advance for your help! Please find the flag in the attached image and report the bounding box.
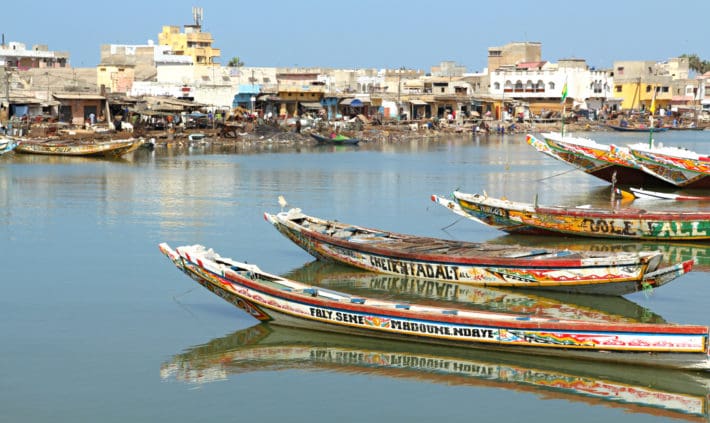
[560,81,568,104]
[649,86,657,114]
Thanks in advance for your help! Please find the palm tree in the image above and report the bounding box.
[680,54,710,74]
[228,57,245,68]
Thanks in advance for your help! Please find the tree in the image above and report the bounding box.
[680,54,710,75]
[228,57,244,68]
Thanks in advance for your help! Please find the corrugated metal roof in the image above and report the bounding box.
[53,93,105,100]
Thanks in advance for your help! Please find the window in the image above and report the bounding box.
[493,82,500,90]
[617,67,624,75]
[615,85,622,92]
[549,82,556,90]
[662,86,669,93]
[646,85,652,92]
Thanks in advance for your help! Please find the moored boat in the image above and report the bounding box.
[0,136,19,155]
[310,133,360,145]
[159,243,710,371]
[265,208,691,295]
[627,143,710,189]
[433,190,710,241]
[607,123,669,132]
[13,138,143,157]
[528,133,667,187]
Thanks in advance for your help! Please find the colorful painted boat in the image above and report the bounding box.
[14,138,143,157]
[530,132,669,187]
[265,208,689,295]
[627,143,710,189]
[159,243,710,370]
[433,190,710,241]
[163,324,710,421]
[0,136,19,155]
[310,133,360,145]
[631,187,710,201]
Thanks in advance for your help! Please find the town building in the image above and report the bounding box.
[157,7,220,66]
[0,41,69,69]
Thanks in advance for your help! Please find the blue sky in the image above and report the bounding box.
[4,0,709,72]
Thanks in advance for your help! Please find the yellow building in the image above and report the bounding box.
[613,80,672,112]
[97,62,135,94]
[157,10,220,66]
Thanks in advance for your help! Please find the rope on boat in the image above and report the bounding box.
[534,167,579,181]
[441,216,464,230]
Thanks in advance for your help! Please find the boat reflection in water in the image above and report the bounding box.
[486,235,710,273]
[162,324,710,421]
[283,261,665,324]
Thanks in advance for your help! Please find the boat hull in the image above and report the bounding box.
[445,190,710,241]
[310,133,360,145]
[159,243,710,371]
[628,146,710,189]
[266,208,691,295]
[528,133,672,187]
[14,138,142,157]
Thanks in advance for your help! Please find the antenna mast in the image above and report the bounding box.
[192,7,203,28]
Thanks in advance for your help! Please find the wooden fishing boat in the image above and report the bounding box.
[607,123,669,132]
[433,190,710,241]
[530,132,670,187]
[163,325,710,421]
[159,243,710,370]
[310,133,360,145]
[13,138,144,157]
[631,187,710,201]
[0,136,19,155]
[264,208,690,295]
[627,143,710,189]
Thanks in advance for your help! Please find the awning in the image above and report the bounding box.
[257,94,281,101]
[409,99,428,106]
[340,97,368,107]
[300,102,323,109]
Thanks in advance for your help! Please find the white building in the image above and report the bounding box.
[0,41,69,69]
[489,59,614,113]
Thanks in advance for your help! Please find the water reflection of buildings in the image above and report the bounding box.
[162,324,710,422]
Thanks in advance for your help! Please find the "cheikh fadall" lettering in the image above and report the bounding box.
[369,256,461,280]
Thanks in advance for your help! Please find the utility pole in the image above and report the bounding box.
[3,66,9,106]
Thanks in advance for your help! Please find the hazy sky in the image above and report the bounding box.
[4,0,709,72]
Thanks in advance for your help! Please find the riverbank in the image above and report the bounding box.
[145,119,611,148]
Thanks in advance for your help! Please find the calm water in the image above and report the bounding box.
[2,130,710,422]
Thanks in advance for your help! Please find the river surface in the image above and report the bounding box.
[2,130,710,422]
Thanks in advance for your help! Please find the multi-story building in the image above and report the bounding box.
[157,8,221,66]
[0,41,69,69]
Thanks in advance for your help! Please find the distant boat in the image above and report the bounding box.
[159,243,710,371]
[14,138,143,157]
[607,124,669,132]
[310,133,360,145]
[0,136,19,155]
